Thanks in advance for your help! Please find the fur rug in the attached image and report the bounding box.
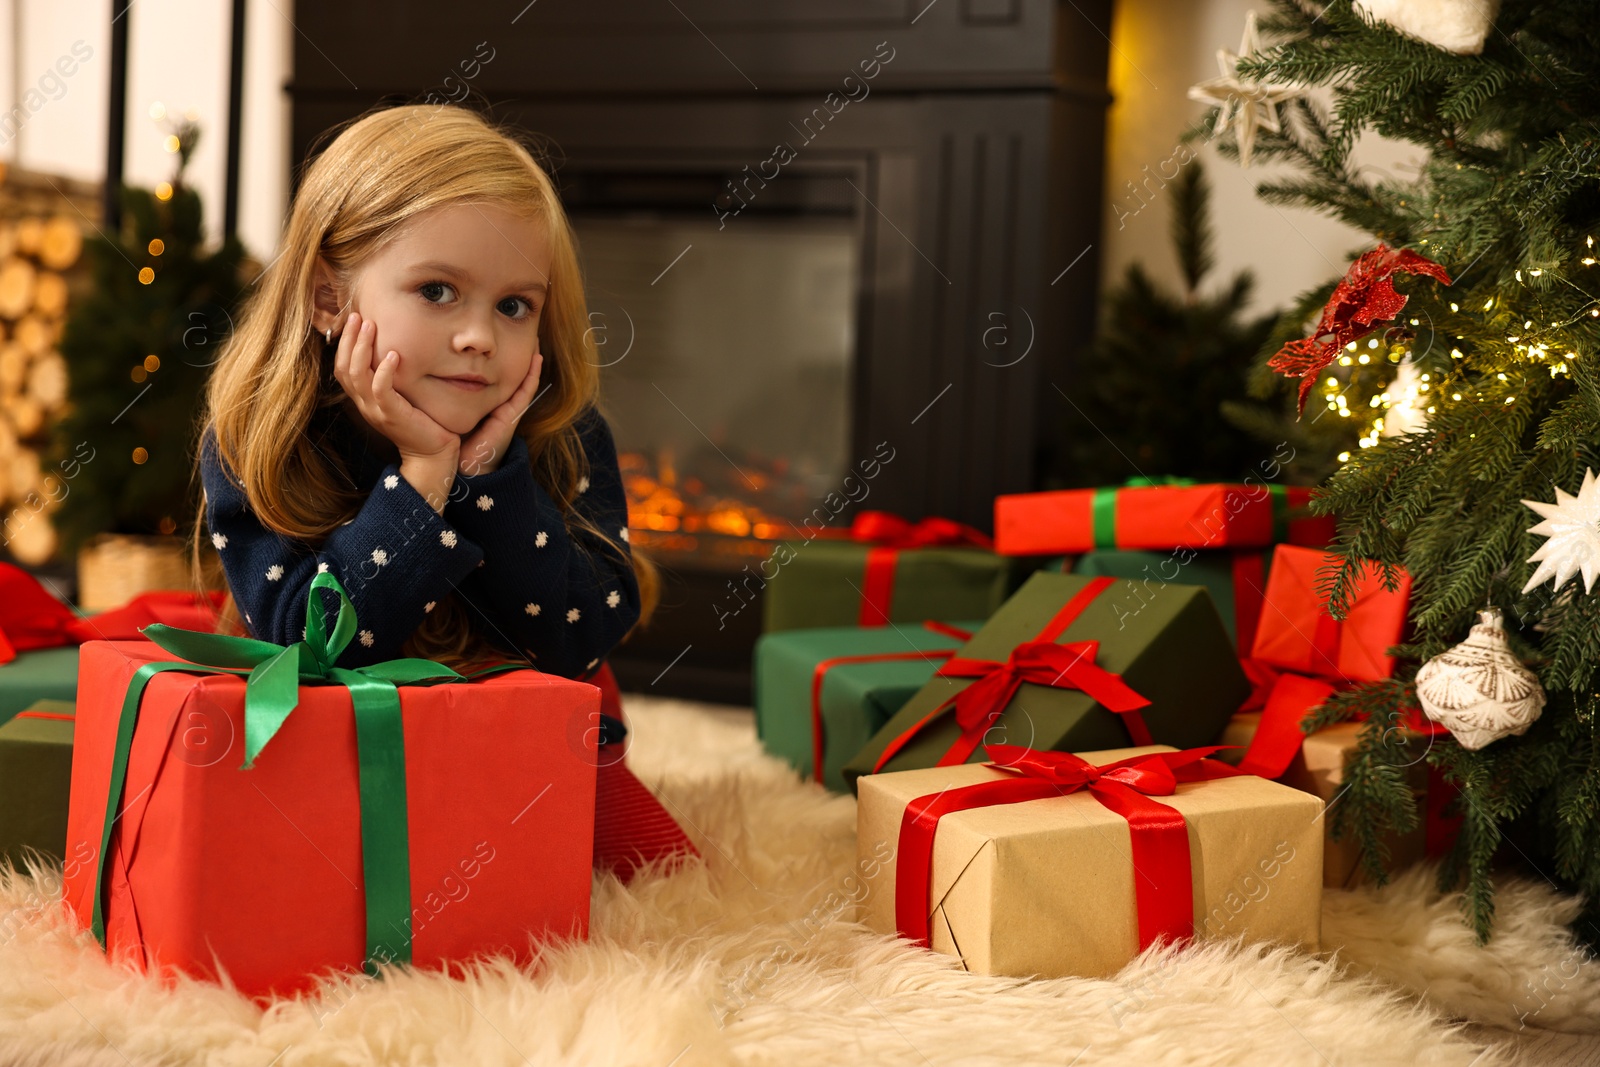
[0,695,1597,1066]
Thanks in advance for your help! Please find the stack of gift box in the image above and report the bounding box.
[755,479,1454,978]
[0,564,698,997]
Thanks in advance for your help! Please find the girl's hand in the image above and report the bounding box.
[459,348,543,477]
[334,312,458,463]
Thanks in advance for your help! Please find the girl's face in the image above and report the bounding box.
[339,202,551,437]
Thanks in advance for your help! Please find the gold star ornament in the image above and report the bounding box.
[1187,11,1303,167]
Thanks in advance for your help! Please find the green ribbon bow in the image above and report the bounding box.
[91,572,523,975]
[1089,478,1289,548]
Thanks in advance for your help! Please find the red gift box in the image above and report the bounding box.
[1250,544,1410,684]
[994,483,1334,556]
[62,635,598,999]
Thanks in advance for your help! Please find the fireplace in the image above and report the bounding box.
[289,0,1113,701]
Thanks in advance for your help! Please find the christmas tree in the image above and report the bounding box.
[1201,0,1600,940]
[45,116,246,557]
[1067,162,1283,486]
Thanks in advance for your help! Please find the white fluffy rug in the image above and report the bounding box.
[0,695,1597,1066]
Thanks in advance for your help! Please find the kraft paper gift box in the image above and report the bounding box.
[1072,548,1272,650]
[1219,710,1431,888]
[1250,544,1411,683]
[0,698,75,868]
[62,575,599,999]
[855,744,1323,979]
[753,620,983,793]
[994,482,1334,557]
[842,571,1249,792]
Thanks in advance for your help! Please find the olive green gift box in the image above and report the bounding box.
[0,698,75,868]
[842,571,1249,793]
[753,621,984,793]
[759,540,1032,633]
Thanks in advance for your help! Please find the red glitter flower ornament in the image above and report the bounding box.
[1270,244,1453,413]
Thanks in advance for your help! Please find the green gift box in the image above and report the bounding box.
[760,539,1029,633]
[0,647,80,727]
[842,571,1249,793]
[753,621,985,792]
[1072,549,1271,650]
[0,698,75,868]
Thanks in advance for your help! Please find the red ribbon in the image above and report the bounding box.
[870,577,1156,772]
[894,744,1243,949]
[14,710,74,722]
[809,621,975,784]
[849,512,995,627]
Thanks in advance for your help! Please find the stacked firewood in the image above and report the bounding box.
[0,164,96,565]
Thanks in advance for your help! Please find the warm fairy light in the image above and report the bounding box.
[1451,348,1464,359]
[164,134,181,153]
[1450,303,1460,312]
[1338,451,1351,462]
[1453,393,1462,400]
[1530,269,1543,277]
[1346,341,1358,351]
[1358,353,1370,364]
[1484,298,1495,310]
[144,354,160,372]
[1497,373,1508,380]
[155,182,173,201]
[132,448,148,464]
[149,102,165,120]
[131,367,147,383]
[148,238,164,255]
[1339,355,1354,366]
[1368,338,1379,348]
[138,267,154,284]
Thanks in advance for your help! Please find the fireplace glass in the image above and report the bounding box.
[565,168,862,556]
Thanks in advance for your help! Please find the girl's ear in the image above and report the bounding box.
[310,256,348,336]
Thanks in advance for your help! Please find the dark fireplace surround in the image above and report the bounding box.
[289,0,1112,702]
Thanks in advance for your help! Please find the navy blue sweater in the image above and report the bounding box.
[199,402,641,688]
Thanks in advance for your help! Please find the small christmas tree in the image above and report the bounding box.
[45,116,245,557]
[1200,0,1600,940]
[1067,161,1284,486]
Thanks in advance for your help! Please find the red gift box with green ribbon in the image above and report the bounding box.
[993,480,1335,556]
[61,574,598,999]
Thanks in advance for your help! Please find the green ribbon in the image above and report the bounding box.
[1090,478,1290,548]
[90,572,522,976]
[1090,477,1198,548]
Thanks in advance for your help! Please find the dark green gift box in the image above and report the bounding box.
[1072,549,1270,649]
[760,540,1031,633]
[754,621,985,793]
[0,646,80,726]
[0,698,75,869]
[842,571,1249,793]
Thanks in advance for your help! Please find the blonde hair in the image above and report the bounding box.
[190,103,658,671]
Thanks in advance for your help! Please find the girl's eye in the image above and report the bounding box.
[498,296,537,320]
[419,281,457,304]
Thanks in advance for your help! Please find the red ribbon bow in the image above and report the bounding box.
[871,639,1153,773]
[895,744,1242,950]
[848,511,995,550]
[845,512,994,628]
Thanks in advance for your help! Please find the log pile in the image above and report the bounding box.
[0,164,97,566]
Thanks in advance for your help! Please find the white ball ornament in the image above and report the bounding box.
[1416,609,1545,750]
[1353,0,1500,55]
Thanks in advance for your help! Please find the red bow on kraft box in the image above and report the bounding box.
[0,564,228,665]
[894,745,1243,950]
[1236,545,1414,779]
[849,511,994,627]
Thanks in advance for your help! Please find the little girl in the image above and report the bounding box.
[192,104,658,694]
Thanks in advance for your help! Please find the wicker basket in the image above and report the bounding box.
[76,533,194,612]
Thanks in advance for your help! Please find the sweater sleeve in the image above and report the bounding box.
[440,407,641,678]
[199,428,487,668]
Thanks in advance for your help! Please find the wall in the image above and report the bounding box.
[1100,0,1423,316]
[0,0,291,261]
